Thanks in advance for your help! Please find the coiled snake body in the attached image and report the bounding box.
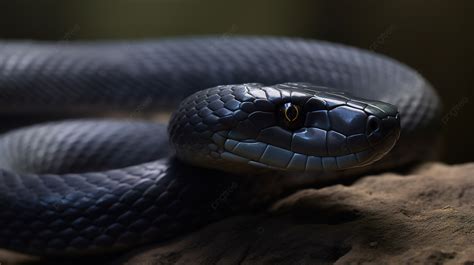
[0,37,441,256]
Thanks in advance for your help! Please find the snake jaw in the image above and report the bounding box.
[169,83,401,174]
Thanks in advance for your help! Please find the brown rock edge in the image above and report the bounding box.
[120,163,474,265]
[2,163,474,265]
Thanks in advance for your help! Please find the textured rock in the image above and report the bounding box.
[120,163,474,265]
[1,163,474,264]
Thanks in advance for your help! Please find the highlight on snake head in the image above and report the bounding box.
[169,82,401,173]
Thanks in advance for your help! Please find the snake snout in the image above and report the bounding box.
[358,101,401,166]
[366,113,400,144]
[363,100,400,138]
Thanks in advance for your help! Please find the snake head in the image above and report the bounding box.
[169,83,400,174]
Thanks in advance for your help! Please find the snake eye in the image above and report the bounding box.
[278,103,304,130]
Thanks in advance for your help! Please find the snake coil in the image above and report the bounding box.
[0,37,440,256]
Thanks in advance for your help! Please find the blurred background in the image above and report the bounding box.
[0,0,472,163]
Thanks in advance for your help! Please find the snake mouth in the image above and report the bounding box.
[218,140,380,171]
[212,114,400,172]
[207,106,400,172]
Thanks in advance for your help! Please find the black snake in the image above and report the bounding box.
[0,37,441,256]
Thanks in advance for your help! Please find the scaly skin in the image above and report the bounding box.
[0,37,441,256]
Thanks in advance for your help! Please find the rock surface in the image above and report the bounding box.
[1,163,474,265]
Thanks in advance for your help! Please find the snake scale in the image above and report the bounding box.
[0,37,441,256]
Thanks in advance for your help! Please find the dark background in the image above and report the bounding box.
[0,0,472,163]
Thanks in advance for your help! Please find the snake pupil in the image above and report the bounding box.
[284,103,299,121]
[279,103,304,130]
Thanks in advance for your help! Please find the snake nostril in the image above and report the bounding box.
[367,117,380,134]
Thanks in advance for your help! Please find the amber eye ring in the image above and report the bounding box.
[283,103,299,122]
[278,102,304,130]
